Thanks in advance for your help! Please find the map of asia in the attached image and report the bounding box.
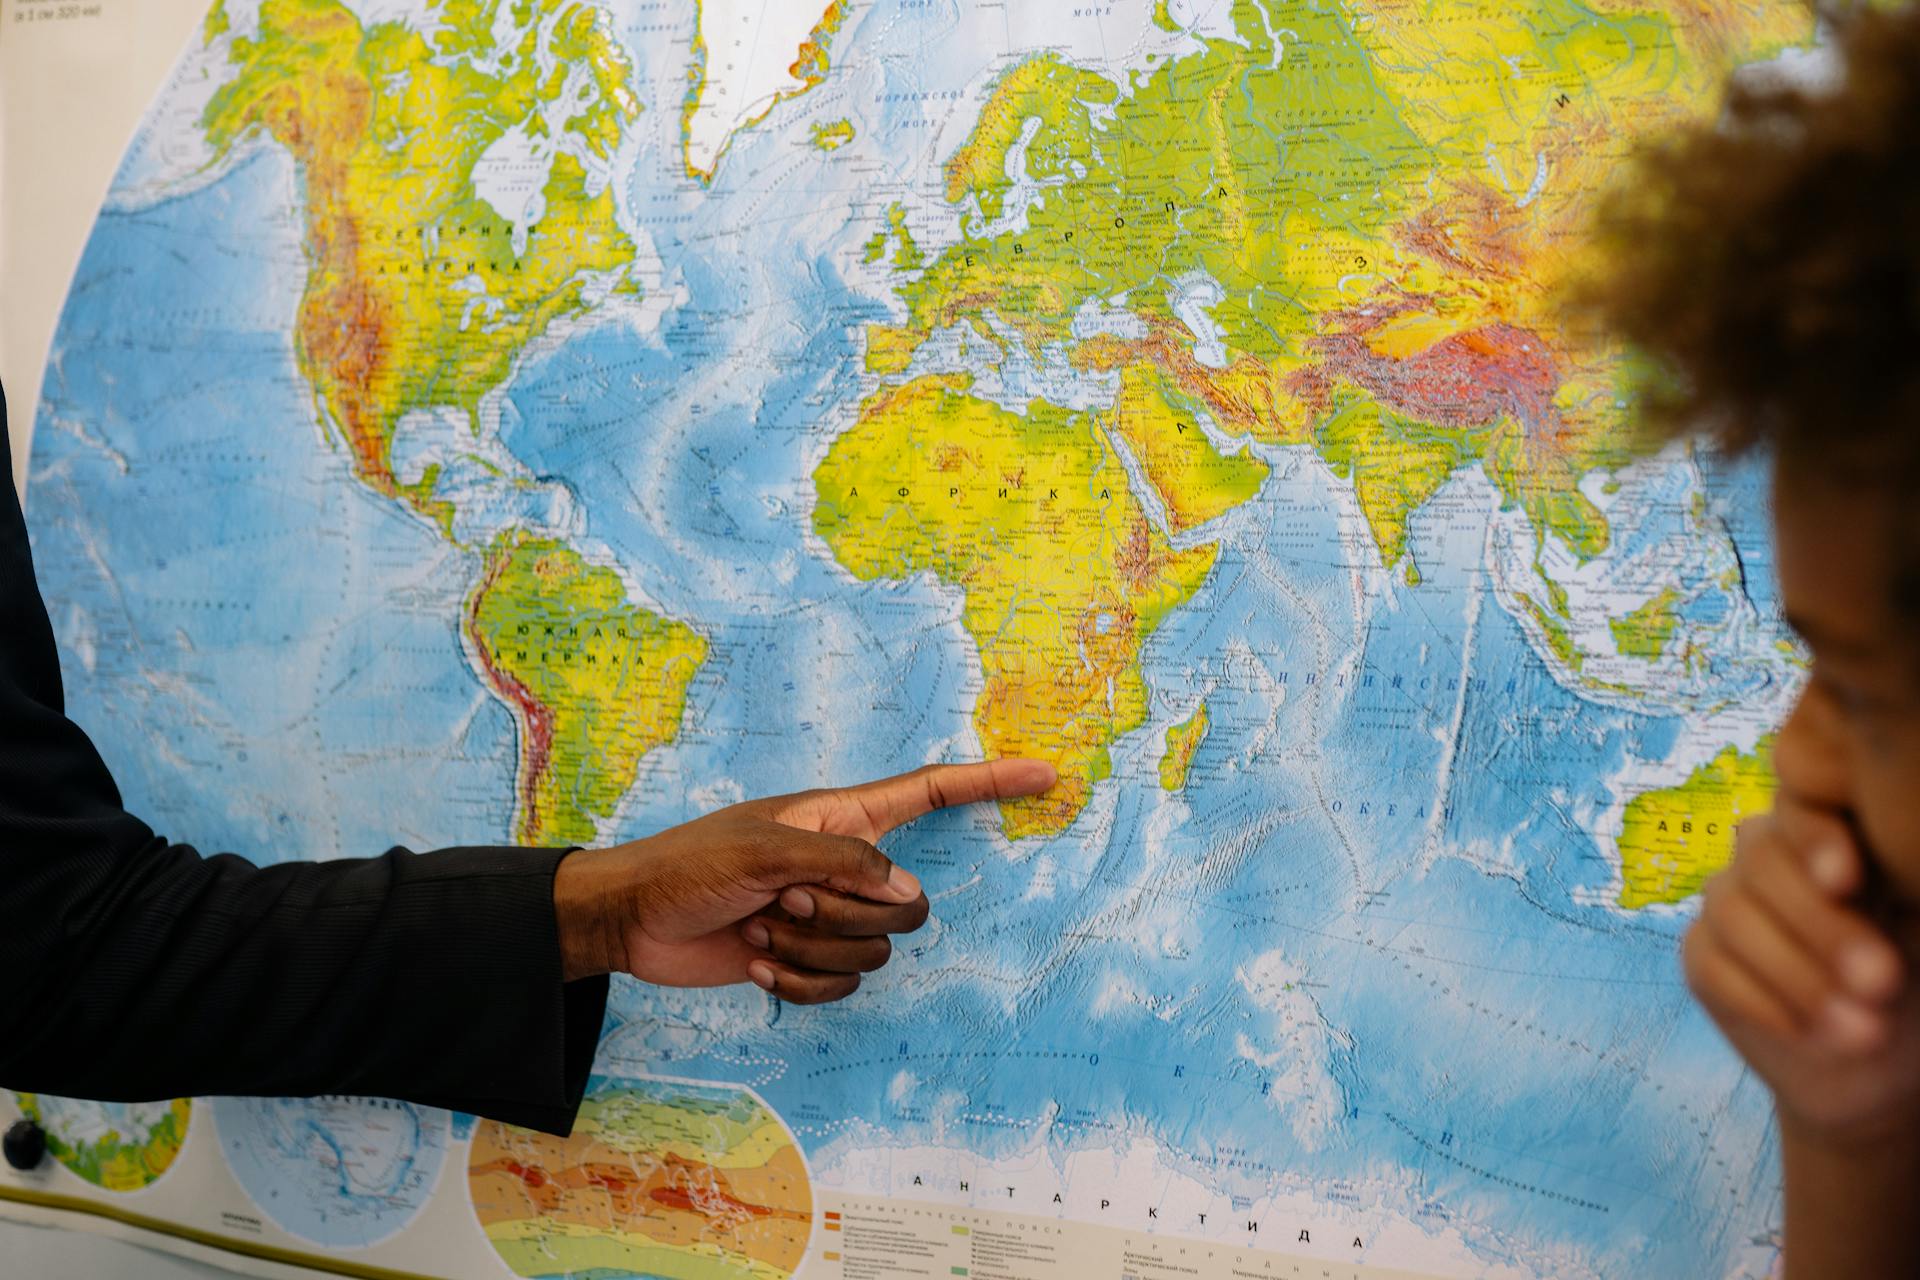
[4,1,1809,1276]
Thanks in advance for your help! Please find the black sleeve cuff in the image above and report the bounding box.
[384,846,610,1136]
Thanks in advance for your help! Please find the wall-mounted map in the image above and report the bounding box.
[4,1,1808,1276]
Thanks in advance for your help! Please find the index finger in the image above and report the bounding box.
[809,760,1058,838]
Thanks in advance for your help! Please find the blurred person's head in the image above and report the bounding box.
[1590,4,1920,896]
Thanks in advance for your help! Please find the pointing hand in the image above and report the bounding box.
[552,760,1057,1003]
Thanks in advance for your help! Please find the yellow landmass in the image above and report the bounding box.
[1107,367,1268,533]
[1314,390,1491,582]
[16,1096,190,1192]
[813,377,1218,837]
[864,324,919,375]
[942,54,1117,216]
[1160,702,1210,792]
[811,118,856,152]
[860,0,1812,693]
[1618,738,1776,909]
[202,0,642,504]
[467,533,706,847]
[862,203,923,273]
[1611,587,1684,660]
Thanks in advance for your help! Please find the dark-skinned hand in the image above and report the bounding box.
[553,760,1057,1004]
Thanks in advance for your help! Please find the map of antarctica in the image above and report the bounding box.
[10,0,1813,1276]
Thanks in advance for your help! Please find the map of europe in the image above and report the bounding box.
[19,0,1811,1276]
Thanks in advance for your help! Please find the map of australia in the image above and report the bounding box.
[14,1,1815,1277]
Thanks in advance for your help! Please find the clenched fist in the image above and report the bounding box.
[552,760,1056,1003]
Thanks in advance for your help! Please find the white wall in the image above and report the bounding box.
[1,1219,251,1279]
[0,0,209,500]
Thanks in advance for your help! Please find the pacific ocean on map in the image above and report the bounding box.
[24,0,1809,1276]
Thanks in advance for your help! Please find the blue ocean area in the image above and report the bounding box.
[213,1095,449,1249]
[29,146,520,863]
[495,207,1779,1277]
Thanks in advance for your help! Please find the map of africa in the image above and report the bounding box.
[13,0,1812,1276]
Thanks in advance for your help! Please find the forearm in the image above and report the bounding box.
[0,836,607,1133]
[1,407,606,1133]
[1780,1116,1920,1279]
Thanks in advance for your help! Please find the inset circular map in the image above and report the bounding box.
[469,1075,812,1279]
[213,1095,448,1249]
[13,1094,189,1192]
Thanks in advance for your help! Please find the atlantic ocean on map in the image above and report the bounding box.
[24,1,1809,1276]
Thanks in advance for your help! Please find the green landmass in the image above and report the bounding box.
[1611,588,1684,660]
[467,532,706,847]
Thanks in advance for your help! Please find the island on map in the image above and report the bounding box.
[810,119,855,152]
[861,205,923,277]
[682,0,846,182]
[1618,738,1776,908]
[1612,588,1685,661]
[1161,702,1210,793]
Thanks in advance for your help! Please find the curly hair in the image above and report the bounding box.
[1589,4,1920,468]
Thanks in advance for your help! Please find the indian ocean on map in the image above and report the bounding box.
[21,0,1810,1276]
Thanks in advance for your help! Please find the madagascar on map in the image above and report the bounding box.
[5,1,1810,1277]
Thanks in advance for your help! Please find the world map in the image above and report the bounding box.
[213,1096,450,1248]
[21,0,1810,1276]
[469,1075,811,1279]
[13,1095,190,1193]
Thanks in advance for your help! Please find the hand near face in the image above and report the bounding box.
[1683,793,1920,1145]
[553,760,1057,1004]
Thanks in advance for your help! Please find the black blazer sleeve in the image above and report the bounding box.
[0,386,607,1135]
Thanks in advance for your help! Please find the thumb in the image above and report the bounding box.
[760,827,922,903]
